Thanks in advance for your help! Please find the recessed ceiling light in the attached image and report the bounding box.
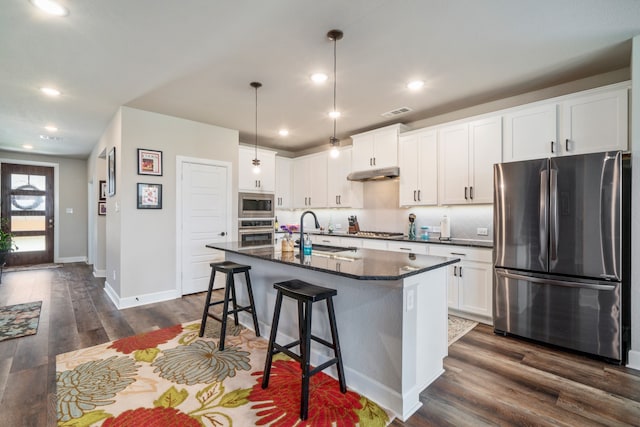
[40,87,61,97]
[23,144,34,150]
[311,73,328,84]
[407,80,425,90]
[44,125,58,132]
[278,129,289,137]
[30,0,69,16]
[328,110,341,119]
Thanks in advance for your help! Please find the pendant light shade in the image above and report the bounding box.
[327,29,343,158]
[250,81,262,174]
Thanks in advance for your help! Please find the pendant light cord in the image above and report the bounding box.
[254,84,258,160]
[332,36,337,141]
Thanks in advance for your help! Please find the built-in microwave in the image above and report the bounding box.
[239,192,274,218]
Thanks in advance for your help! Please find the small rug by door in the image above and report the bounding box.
[448,315,477,345]
[0,301,42,342]
[3,263,62,272]
[56,321,394,426]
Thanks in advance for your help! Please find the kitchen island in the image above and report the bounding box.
[205,242,459,421]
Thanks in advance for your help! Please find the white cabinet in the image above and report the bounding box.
[560,86,628,155]
[386,240,428,255]
[238,146,276,192]
[503,83,629,162]
[429,245,493,323]
[361,239,388,250]
[351,124,408,171]
[292,152,327,208]
[327,147,363,208]
[399,128,438,207]
[275,156,292,209]
[439,116,501,205]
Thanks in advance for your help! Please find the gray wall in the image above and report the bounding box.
[630,35,639,369]
[0,150,88,261]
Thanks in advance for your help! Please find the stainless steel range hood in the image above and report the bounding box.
[347,166,400,182]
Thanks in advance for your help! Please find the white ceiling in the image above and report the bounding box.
[1,0,640,159]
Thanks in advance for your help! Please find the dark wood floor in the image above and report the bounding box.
[1,264,639,426]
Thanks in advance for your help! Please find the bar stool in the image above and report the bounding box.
[199,261,260,351]
[262,279,346,421]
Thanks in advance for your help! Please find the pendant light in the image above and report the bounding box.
[250,81,262,174]
[327,29,343,159]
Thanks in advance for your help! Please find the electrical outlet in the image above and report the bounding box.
[431,226,441,232]
[334,223,342,229]
[477,227,489,236]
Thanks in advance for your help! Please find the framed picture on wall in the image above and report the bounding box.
[99,180,107,200]
[107,147,116,196]
[137,149,162,176]
[137,183,162,209]
[98,201,107,216]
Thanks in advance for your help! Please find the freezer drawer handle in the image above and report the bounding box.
[497,270,617,291]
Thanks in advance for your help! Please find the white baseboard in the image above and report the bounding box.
[56,256,88,263]
[93,269,106,278]
[103,281,181,309]
[627,349,640,370]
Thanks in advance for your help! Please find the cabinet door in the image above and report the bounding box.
[327,148,361,207]
[307,152,328,208]
[447,264,459,309]
[503,103,558,162]
[458,261,492,318]
[372,128,399,169]
[439,123,470,205]
[275,157,292,208]
[469,116,502,204]
[416,130,438,205]
[351,133,375,171]
[292,157,310,208]
[561,87,628,155]
[399,134,419,206]
[239,147,275,192]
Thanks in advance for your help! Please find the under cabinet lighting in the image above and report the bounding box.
[30,0,69,16]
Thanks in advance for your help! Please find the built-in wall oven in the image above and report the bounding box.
[239,192,274,218]
[238,192,275,247]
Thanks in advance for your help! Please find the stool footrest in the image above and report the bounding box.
[272,345,303,364]
[311,335,334,349]
[308,358,339,377]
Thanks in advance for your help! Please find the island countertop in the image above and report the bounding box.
[205,242,460,281]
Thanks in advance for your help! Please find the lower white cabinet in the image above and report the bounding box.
[386,241,428,255]
[429,245,493,323]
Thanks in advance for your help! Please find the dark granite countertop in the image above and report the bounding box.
[308,231,494,249]
[206,242,460,281]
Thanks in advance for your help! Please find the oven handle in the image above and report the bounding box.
[496,269,617,291]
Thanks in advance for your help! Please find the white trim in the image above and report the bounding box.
[0,158,60,262]
[627,349,640,371]
[175,156,232,296]
[57,256,88,263]
[104,280,180,310]
[93,269,106,278]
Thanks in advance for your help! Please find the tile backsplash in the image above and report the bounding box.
[275,180,493,241]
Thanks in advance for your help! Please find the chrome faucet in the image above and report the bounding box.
[299,210,320,257]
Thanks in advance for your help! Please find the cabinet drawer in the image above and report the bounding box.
[428,244,492,263]
[387,241,428,255]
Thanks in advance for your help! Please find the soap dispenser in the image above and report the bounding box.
[303,234,313,255]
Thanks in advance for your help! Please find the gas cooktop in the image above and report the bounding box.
[352,231,404,238]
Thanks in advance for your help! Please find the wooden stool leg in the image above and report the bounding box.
[229,274,239,326]
[219,273,233,351]
[199,269,217,337]
[327,297,347,393]
[262,291,284,389]
[244,270,260,337]
[300,300,313,421]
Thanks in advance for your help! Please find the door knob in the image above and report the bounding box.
[219,232,226,236]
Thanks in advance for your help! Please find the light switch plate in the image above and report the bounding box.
[477,227,489,236]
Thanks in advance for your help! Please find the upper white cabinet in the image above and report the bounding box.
[503,83,628,162]
[238,146,276,192]
[275,156,292,209]
[439,116,501,205]
[327,147,363,208]
[351,124,408,171]
[560,86,628,156]
[292,152,328,208]
[398,128,438,207]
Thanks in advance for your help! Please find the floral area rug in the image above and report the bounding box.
[448,315,478,345]
[0,301,42,342]
[56,320,394,426]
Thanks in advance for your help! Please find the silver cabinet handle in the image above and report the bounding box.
[496,269,617,291]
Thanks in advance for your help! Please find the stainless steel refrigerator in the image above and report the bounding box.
[493,151,630,363]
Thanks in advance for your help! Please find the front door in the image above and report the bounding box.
[1,163,54,266]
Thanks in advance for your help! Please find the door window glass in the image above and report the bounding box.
[11,195,46,211]
[11,216,46,232]
[13,236,46,252]
[11,174,46,191]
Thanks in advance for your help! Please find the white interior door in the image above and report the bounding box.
[180,160,230,295]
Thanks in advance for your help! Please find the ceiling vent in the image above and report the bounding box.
[381,106,412,118]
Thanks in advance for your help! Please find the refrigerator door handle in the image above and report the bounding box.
[496,270,617,291]
[539,169,549,266]
[549,167,559,263]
